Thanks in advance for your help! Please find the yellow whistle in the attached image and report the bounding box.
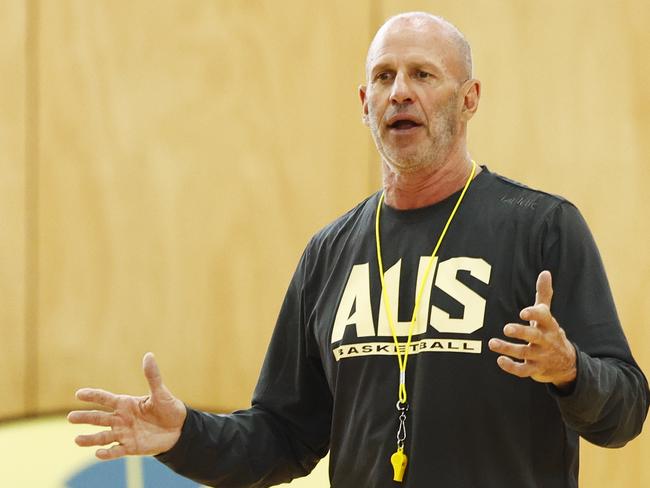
[390,448,408,482]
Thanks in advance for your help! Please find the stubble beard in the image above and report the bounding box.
[369,96,459,175]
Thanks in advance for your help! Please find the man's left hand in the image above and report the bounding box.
[488,270,577,390]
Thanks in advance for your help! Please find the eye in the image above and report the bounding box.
[415,70,432,80]
[374,71,394,82]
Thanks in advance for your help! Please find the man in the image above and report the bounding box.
[69,12,649,487]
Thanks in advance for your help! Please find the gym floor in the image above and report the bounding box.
[0,415,330,487]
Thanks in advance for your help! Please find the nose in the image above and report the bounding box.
[390,72,414,105]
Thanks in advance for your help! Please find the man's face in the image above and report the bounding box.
[361,22,465,173]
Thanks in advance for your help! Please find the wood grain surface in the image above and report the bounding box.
[0,0,26,419]
[1,1,647,485]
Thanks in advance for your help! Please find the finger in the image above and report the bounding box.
[76,388,118,409]
[68,410,116,427]
[488,339,536,361]
[75,430,118,447]
[143,352,164,396]
[96,444,127,461]
[496,355,534,378]
[503,323,543,344]
[534,270,553,307]
[520,304,557,330]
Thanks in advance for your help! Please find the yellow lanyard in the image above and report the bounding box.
[375,160,477,482]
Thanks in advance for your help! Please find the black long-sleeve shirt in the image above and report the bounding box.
[157,167,649,487]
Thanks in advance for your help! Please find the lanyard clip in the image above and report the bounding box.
[396,400,409,412]
[396,401,409,449]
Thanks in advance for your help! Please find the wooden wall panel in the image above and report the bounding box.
[5,0,644,484]
[377,1,650,487]
[36,1,372,412]
[0,1,26,418]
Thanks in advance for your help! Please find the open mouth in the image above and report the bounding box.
[389,120,421,130]
[386,116,423,133]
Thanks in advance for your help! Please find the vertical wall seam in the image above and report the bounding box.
[24,0,39,416]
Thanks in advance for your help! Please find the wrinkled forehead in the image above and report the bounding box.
[366,18,467,81]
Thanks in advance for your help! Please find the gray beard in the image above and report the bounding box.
[369,108,457,174]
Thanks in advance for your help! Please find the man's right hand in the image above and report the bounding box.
[67,352,187,460]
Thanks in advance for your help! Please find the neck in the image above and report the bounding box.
[381,150,480,210]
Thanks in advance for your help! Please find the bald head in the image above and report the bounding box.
[366,12,472,83]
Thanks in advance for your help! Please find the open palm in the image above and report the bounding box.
[68,352,187,460]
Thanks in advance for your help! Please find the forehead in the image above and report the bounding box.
[367,21,456,75]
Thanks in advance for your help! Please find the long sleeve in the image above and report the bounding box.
[541,202,649,447]
[550,347,648,447]
[156,246,332,487]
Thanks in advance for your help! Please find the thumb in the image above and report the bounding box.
[534,270,553,307]
[143,352,166,397]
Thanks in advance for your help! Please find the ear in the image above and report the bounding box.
[359,84,369,126]
[460,79,481,121]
